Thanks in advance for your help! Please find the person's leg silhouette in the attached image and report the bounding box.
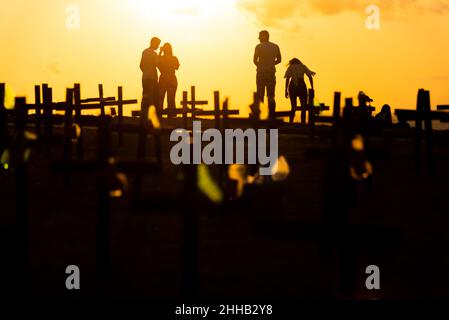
[289,94,297,123]
[266,74,276,119]
[158,79,168,115]
[167,82,177,118]
[299,94,308,124]
[256,73,266,104]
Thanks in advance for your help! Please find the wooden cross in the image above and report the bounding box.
[159,87,239,130]
[395,89,449,176]
[156,86,209,127]
[180,86,208,122]
[8,83,138,154]
[72,84,138,148]
[193,91,239,130]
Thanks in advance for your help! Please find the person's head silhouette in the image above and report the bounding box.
[161,43,173,56]
[259,30,269,43]
[288,58,302,66]
[150,37,161,50]
[381,104,391,114]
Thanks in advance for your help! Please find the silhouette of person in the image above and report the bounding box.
[358,91,374,116]
[140,37,161,119]
[284,58,315,124]
[375,104,393,128]
[158,43,180,118]
[254,30,281,119]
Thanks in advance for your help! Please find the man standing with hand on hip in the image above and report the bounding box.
[254,30,282,119]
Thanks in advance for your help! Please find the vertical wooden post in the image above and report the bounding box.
[214,91,220,130]
[74,83,81,123]
[333,92,341,124]
[222,98,230,183]
[423,90,435,176]
[343,98,354,123]
[74,84,83,160]
[414,89,424,174]
[41,83,48,133]
[250,92,260,128]
[97,116,112,279]
[182,91,188,129]
[308,89,315,137]
[0,83,7,150]
[14,97,29,291]
[332,92,341,144]
[63,89,74,187]
[215,93,225,185]
[98,84,105,117]
[182,164,198,301]
[39,84,48,153]
[14,97,27,132]
[345,98,353,109]
[134,109,147,202]
[191,86,196,121]
[98,117,111,168]
[43,86,53,156]
[0,83,4,106]
[222,98,229,131]
[34,85,42,137]
[117,86,124,147]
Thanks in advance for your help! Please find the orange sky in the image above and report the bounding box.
[1,0,449,116]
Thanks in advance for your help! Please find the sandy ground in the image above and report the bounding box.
[1,119,449,301]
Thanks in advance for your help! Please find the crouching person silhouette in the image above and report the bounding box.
[284,58,316,124]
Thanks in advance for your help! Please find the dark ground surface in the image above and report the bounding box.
[1,119,449,302]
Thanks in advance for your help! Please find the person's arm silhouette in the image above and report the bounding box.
[156,53,162,74]
[307,73,314,90]
[284,66,291,98]
[253,46,259,67]
[305,66,316,90]
[140,51,147,72]
[275,45,282,66]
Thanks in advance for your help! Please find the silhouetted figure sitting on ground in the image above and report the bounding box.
[158,43,180,118]
[284,58,316,124]
[374,104,393,128]
[254,30,282,119]
[140,36,161,119]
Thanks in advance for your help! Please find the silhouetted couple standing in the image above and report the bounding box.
[140,37,180,119]
[254,30,315,123]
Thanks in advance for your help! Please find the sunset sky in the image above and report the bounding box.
[1,0,449,116]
